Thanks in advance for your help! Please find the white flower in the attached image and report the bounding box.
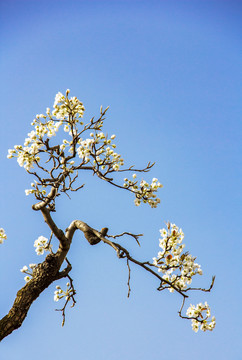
[134,198,141,206]
[53,283,74,303]
[186,302,216,332]
[0,228,7,243]
[54,91,65,106]
[25,189,34,196]
[160,228,167,238]
[20,265,28,273]
[34,235,51,255]
[112,163,120,171]
[191,319,199,332]
[29,263,36,269]
[153,257,158,266]
[54,294,60,302]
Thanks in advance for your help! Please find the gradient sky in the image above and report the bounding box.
[0,1,241,359]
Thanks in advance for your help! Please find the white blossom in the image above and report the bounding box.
[34,235,51,255]
[20,265,28,273]
[29,263,37,269]
[153,223,202,291]
[0,228,7,244]
[123,176,163,208]
[20,263,37,282]
[186,302,216,332]
[53,283,74,303]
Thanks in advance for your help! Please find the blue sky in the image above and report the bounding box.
[0,0,241,359]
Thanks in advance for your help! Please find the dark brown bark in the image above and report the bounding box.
[0,254,63,341]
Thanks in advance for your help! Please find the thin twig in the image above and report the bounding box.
[127,259,131,298]
[107,232,143,246]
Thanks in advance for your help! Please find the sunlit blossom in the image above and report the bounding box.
[0,228,7,244]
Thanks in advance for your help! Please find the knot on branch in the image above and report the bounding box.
[84,227,108,245]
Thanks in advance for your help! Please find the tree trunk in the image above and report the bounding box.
[0,254,60,341]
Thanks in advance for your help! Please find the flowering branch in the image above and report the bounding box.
[55,261,76,327]
[8,90,163,209]
[0,90,215,341]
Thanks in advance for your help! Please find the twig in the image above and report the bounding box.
[107,232,143,246]
[127,259,131,298]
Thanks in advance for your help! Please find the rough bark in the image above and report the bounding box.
[0,254,62,341]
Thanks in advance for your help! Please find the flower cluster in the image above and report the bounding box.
[54,283,74,302]
[6,91,114,177]
[6,89,84,171]
[123,175,163,208]
[153,223,202,292]
[77,138,94,163]
[7,144,41,171]
[0,228,7,244]
[7,90,163,209]
[7,120,55,171]
[186,302,216,332]
[20,263,37,283]
[91,132,124,171]
[53,90,85,121]
[34,235,52,255]
[32,118,63,138]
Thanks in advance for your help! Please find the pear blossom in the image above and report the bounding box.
[34,235,51,255]
[20,265,28,273]
[54,282,74,303]
[20,263,37,282]
[186,302,216,332]
[153,223,203,291]
[0,228,7,244]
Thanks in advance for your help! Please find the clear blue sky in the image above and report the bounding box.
[0,0,241,359]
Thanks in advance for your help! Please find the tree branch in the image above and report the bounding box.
[32,186,57,211]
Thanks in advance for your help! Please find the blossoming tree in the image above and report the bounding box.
[0,90,215,340]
